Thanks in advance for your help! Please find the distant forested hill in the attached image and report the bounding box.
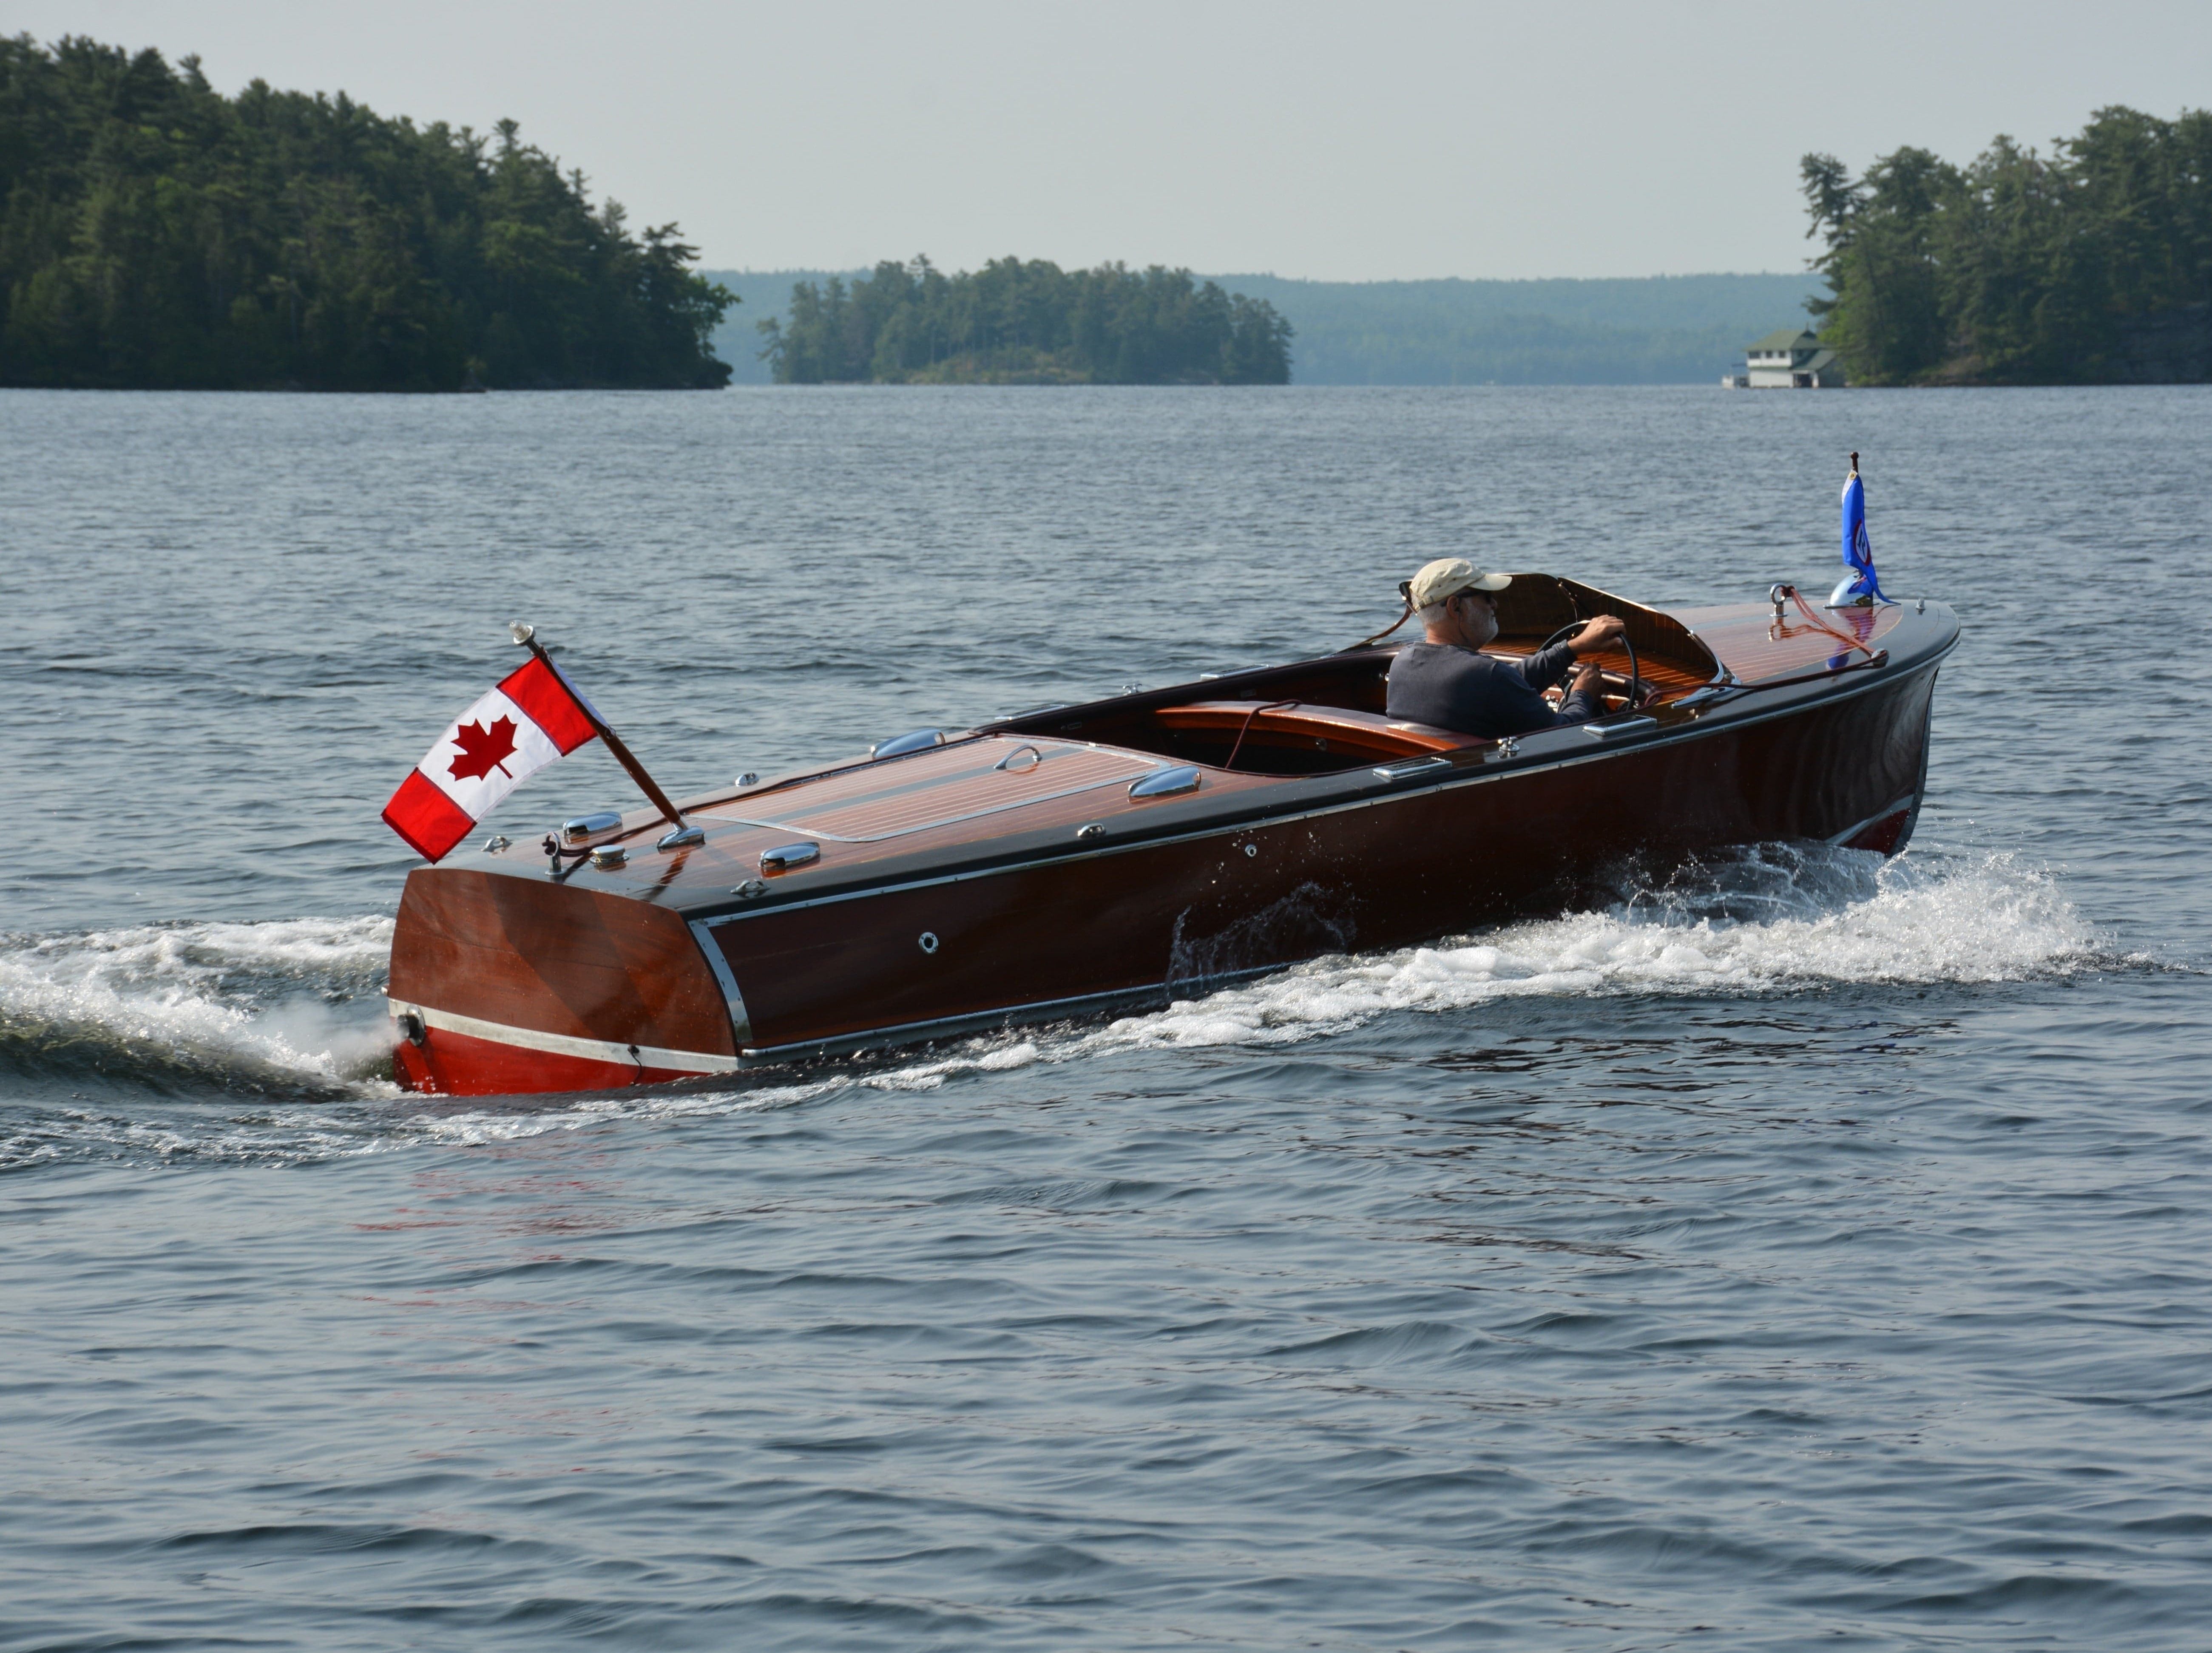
[1803,105,2212,384]
[754,258,1291,385]
[0,36,734,390]
[1212,273,1823,384]
[706,269,1821,385]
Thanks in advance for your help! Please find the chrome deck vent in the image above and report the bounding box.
[562,811,623,845]
[1128,766,1201,800]
[760,841,820,873]
[871,729,945,760]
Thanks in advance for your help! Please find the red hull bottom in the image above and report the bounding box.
[392,1024,713,1097]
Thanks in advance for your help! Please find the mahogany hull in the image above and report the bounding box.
[707,659,1938,1055]
[385,616,1950,1095]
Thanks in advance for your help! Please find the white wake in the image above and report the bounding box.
[0,846,2118,1160]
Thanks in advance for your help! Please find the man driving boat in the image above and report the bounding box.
[1385,558,1630,737]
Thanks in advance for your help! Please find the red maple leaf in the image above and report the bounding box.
[448,715,520,783]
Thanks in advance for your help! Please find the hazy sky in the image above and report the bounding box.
[18,1,2211,281]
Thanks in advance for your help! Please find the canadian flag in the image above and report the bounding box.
[382,655,599,861]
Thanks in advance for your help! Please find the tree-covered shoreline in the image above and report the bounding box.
[0,36,735,391]
[1801,105,2212,385]
[760,258,1292,385]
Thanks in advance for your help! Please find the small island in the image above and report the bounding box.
[1800,105,2211,385]
[0,36,735,391]
[760,258,1293,385]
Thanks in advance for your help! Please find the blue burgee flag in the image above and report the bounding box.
[1834,452,1889,604]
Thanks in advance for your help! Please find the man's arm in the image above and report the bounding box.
[1556,675,1603,723]
[1462,660,1577,736]
[1516,644,1577,691]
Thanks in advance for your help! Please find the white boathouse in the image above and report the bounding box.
[1724,328,1846,388]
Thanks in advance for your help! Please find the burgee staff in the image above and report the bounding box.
[506,622,696,842]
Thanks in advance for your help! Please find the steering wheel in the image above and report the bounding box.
[1538,618,1642,713]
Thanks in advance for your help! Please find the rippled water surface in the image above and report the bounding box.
[4,385,2210,1650]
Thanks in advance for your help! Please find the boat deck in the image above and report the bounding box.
[481,596,1917,912]
[1677,600,1902,683]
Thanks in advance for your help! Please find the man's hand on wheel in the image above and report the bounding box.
[1569,662,1606,702]
[1569,615,1627,654]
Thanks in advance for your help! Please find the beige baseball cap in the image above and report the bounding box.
[1407,557,1512,610]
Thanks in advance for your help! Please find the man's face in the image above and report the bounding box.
[1452,589,1499,648]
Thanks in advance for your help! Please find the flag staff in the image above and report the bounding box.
[509,622,695,838]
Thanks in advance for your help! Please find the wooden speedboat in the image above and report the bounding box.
[386,575,1959,1095]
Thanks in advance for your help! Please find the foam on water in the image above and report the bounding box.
[0,914,398,1090]
[442,843,2108,1140]
[0,845,2117,1168]
[1099,842,2106,1054]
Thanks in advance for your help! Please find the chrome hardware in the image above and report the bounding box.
[1371,754,1452,781]
[760,841,820,873]
[918,931,940,954]
[1915,598,1926,614]
[482,834,510,853]
[562,811,623,846]
[509,621,534,646]
[589,844,628,870]
[1076,822,1106,840]
[1769,584,1790,621]
[395,1009,427,1047]
[1128,766,1202,800]
[1243,843,1258,858]
[686,919,752,1043]
[732,878,769,899]
[1494,736,1519,760]
[994,744,1043,772]
[735,771,759,788]
[1582,715,1659,740]
[657,824,705,851]
[872,728,945,760]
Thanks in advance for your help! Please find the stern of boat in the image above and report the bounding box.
[385,866,745,1096]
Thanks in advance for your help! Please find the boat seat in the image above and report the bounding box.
[1153,700,1484,765]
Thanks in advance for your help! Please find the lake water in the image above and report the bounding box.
[4,383,2210,1650]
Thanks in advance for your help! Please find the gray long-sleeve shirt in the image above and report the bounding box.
[1384,641,1599,737]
